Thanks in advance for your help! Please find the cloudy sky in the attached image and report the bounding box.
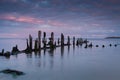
[0,0,120,38]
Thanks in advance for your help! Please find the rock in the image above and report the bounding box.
[0,69,25,76]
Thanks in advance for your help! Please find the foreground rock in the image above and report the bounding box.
[0,69,25,76]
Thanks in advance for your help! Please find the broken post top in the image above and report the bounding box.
[43,32,46,38]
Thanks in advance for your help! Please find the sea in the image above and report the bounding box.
[0,38,120,80]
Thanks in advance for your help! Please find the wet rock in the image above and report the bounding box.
[0,69,25,76]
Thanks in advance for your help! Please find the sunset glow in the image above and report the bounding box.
[0,0,120,38]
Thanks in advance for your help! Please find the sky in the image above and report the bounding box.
[0,0,120,38]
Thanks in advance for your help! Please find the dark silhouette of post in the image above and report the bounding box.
[2,49,4,54]
[61,33,64,46]
[26,39,29,49]
[67,36,70,45]
[12,45,19,53]
[48,32,55,49]
[34,38,38,51]
[102,45,105,48]
[29,34,33,50]
[114,44,117,47]
[42,32,47,48]
[73,37,75,46]
[51,32,54,45]
[38,31,41,50]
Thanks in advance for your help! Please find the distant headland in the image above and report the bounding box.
[105,36,120,39]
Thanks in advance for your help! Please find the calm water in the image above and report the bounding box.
[0,38,120,80]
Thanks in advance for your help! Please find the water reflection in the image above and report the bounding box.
[34,51,41,58]
[2,40,120,70]
[21,45,72,69]
[1,39,120,80]
[61,46,64,58]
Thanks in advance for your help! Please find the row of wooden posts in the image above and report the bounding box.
[25,31,74,52]
[1,30,118,58]
[0,30,90,58]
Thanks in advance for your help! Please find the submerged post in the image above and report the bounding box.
[38,31,41,50]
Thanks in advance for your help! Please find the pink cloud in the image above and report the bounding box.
[0,14,67,27]
[0,14,45,24]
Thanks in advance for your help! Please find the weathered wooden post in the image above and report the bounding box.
[34,38,38,51]
[48,32,55,49]
[61,33,64,46]
[29,34,33,50]
[51,32,54,44]
[26,39,29,49]
[2,49,4,54]
[51,32,54,48]
[73,37,75,46]
[38,31,41,50]
[42,32,47,48]
[12,45,19,53]
[67,36,70,45]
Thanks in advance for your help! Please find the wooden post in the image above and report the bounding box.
[11,45,19,53]
[61,33,64,46]
[34,38,38,51]
[51,32,54,45]
[2,49,4,54]
[29,34,33,50]
[38,31,41,50]
[26,39,29,49]
[42,32,47,48]
[73,37,75,46]
[67,36,70,45]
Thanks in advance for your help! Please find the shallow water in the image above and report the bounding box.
[0,38,120,80]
